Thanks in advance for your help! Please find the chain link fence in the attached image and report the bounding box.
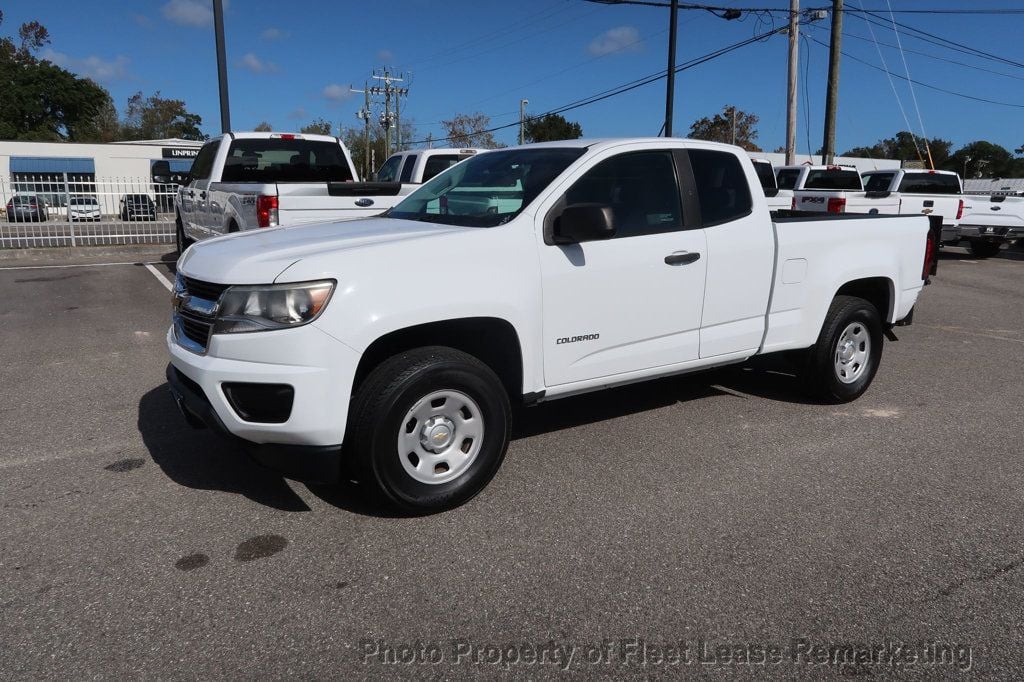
[0,175,176,248]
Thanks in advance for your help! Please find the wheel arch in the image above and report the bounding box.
[353,317,525,401]
[834,276,895,322]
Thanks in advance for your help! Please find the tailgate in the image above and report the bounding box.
[276,183,401,223]
[899,194,962,225]
[961,196,1024,228]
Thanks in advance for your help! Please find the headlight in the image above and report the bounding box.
[213,280,335,334]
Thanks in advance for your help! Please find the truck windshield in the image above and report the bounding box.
[805,169,862,191]
[776,168,801,190]
[387,148,586,227]
[221,138,354,183]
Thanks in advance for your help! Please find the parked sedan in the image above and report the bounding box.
[68,196,102,221]
[5,195,48,222]
[120,194,157,221]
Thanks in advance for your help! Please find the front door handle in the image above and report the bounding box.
[664,252,701,265]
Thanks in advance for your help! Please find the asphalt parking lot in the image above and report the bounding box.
[1,243,1022,677]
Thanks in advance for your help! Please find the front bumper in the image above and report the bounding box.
[166,322,361,482]
[959,225,1024,241]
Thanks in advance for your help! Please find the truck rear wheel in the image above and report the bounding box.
[348,346,511,513]
[802,295,883,403]
[968,239,1001,258]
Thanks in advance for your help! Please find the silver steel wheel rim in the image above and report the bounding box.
[397,390,485,485]
[834,321,870,384]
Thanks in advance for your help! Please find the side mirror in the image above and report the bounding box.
[554,203,616,244]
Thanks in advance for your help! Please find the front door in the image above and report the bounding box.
[537,149,707,387]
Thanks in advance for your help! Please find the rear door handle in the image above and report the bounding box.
[664,252,701,265]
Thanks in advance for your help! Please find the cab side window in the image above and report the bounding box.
[563,151,683,239]
[189,141,219,181]
[687,149,753,226]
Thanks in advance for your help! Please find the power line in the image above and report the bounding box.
[405,24,793,147]
[805,35,1024,108]
[840,30,1024,81]
[585,1,1024,15]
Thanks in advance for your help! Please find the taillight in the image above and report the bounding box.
[956,199,964,220]
[827,197,846,213]
[922,228,937,282]
[256,195,278,228]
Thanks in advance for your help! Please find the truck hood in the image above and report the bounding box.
[178,217,465,284]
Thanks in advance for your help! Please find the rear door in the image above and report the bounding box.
[538,147,707,386]
[180,140,219,237]
[688,149,774,358]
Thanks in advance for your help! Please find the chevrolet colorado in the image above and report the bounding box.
[167,138,939,512]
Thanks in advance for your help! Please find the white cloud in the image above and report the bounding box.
[132,14,153,28]
[376,49,394,63]
[261,27,288,41]
[238,52,279,74]
[162,0,213,27]
[42,49,130,82]
[287,107,307,120]
[587,26,643,57]
[322,84,352,102]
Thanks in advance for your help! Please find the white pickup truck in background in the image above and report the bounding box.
[785,165,877,214]
[175,132,385,253]
[861,169,964,244]
[959,193,1024,257]
[329,148,485,217]
[167,138,939,512]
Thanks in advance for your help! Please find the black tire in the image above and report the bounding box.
[968,239,1001,258]
[175,215,193,256]
[801,295,884,403]
[348,346,511,513]
[227,220,239,233]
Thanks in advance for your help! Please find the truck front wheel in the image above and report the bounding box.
[348,346,511,513]
[968,239,1002,258]
[175,216,193,256]
[802,295,884,403]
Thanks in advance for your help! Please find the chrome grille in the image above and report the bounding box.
[173,275,229,354]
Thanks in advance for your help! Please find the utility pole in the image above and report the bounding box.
[664,0,679,136]
[352,83,371,180]
[369,68,409,157]
[821,0,843,164]
[730,106,737,146]
[212,0,231,133]
[785,0,799,164]
[426,133,433,149]
[519,99,529,145]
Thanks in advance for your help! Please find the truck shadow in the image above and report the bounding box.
[138,361,814,516]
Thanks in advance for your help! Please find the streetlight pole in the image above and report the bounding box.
[212,0,231,134]
[519,99,529,145]
[664,0,679,136]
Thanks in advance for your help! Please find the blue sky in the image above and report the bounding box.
[3,0,1022,154]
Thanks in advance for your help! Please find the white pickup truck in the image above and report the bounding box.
[175,132,385,253]
[958,193,1024,257]
[167,138,939,512]
[861,169,964,245]
[785,164,877,214]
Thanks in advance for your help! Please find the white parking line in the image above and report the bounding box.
[0,260,169,271]
[144,263,174,291]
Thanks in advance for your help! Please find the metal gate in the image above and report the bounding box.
[0,175,176,248]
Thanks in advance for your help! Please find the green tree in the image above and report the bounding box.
[943,141,1023,179]
[121,91,205,140]
[299,118,333,135]
[523,113,582,143]
[441,112,503,149]
[843,131,952,166]
[253,121,273,132]
[0,13,113,141]
[688,105,762,152]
